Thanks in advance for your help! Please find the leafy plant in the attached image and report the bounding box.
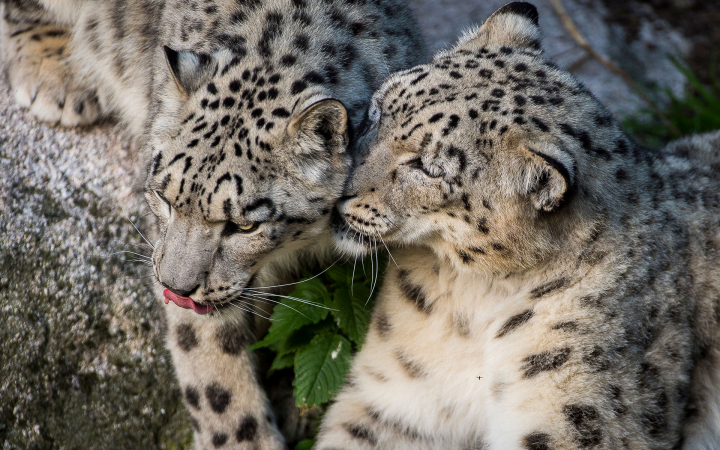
[251,255,385,413]
[624,57,720,147]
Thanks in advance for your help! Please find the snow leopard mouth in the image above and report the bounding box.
[162,273,259,315]
[163,289,214,315]
[330,208,377,254]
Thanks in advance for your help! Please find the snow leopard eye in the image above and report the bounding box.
[222,221,260,236]
[404,157,442,179]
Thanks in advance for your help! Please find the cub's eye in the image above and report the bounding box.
[404,157,441,178]
[405,157,424,171]
[222,221,259,236]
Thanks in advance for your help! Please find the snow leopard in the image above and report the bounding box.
[322,3,720,449]
[1,0,424,447]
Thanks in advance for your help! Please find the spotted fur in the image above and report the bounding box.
[322,3,720,449]
[2,0,424,447]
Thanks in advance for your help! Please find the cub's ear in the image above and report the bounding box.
[519,143,575,213]
[454,2,542,52]
[164,46,218,96]
[289,99,348,155]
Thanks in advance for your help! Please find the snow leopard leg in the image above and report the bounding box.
[162,295,287,450]
[1,0,101,126]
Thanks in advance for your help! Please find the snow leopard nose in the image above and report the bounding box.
[157,214,219,299]
[162,283,200,298]
[336,194,357,211]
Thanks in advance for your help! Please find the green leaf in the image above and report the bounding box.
[293,333,351,408]
[294,439,315,450]
[278,320,334,354]
[326,264,349,284]
[250,280,331,350]
[289,277,333,310]
[330,283,373,347]
[269,352,295,374]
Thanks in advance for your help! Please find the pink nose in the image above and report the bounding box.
[163,289,213,315]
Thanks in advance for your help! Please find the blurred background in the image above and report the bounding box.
[1,0,719,448]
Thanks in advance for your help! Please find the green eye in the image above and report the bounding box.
[238,223,257,232]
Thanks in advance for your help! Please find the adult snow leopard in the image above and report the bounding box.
[1,0,424,447]
[322,3,720,449]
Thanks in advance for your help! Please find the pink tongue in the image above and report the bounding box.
[163,289,213,315]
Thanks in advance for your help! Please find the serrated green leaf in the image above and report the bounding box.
[294,439,315,450]
[293,333,351,408]
[269,352,295,374]
[330,283,372,346]
[277,320,334,355]
[250,286,330,350]
[326,265,349,284]
[289,277,333,310]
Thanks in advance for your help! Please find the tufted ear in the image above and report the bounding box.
[454,2,542,52]
[164,46,218,96]
[289,99,349,155]
[520,143,575,213]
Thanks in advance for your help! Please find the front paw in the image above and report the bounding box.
[6,25,100,126]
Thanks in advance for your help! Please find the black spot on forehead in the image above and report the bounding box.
[243,197,275,216]
[291,80,307,94]
[428,113,444,123]
[409,72,428,86]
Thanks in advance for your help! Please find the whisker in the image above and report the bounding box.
[361,234,368,275]
[107,250,153,260]
[351,243,358,297]
[121,207,154,249]
[377,232,398,268]
[369,236,375,298]
[126,242,154,251]
[230,299,273,320]
[242,292,309,319]
[125,259,154,266]
[244,291,335,311]
[368,238,380,305]
[246,258,342,290]
[239,292,282,306]
[229,301,271,320]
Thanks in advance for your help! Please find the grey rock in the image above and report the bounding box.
[0,69,192,449]
[408,0,690,116]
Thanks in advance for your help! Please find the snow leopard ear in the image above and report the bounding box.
[289,99,349,156]
[519,142,575,213]
[454,2,542,52]
[163,46,218,96]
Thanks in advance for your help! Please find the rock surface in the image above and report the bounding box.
[0,1,708,448]
[0,73,193,448]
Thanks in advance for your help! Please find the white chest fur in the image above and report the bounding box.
[349,247,540,447]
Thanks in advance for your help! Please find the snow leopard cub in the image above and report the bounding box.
[322,3,720,449]
[2,0,424,447]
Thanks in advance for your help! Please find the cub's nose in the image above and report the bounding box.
[162,283,200,298]
[336,194,358,211]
